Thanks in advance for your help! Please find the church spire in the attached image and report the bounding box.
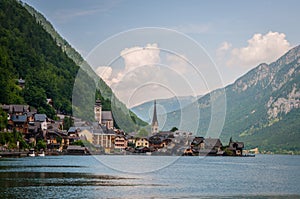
[151,100,159,135]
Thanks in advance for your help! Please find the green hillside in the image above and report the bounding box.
[0,0,146,132]
[164,45,300,153]
[0,0,78,118]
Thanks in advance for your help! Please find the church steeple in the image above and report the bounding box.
[151,100,159,135]
[94,98,102,124]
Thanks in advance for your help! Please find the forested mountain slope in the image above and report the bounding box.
[0,0,146,132]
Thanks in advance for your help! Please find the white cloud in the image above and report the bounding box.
[95,43,161,87]
[225,31,291,68]
[165,54,188,74]
[218,41,232,51]
[95,66,113,84]
[120,43,160,71]
[94,43,203,107]
[108,43,160,86]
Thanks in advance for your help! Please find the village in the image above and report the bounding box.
[0,98,251,157]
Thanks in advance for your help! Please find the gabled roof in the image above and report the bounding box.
[11,115,27,123]
[230,142,244,149]
[1,105,10,111]
[68,126,92,133]
[156,131,173,139]
[34,114,47,122]
[68,127,77,133]
[28,123,39,133]
[204,138,222,148]
[102,111,113,121]
[92,124,115,135]
[26,112,36,117]
[13,105,26,113]
[191,137,205,145]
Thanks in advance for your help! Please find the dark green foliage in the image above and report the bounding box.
[0,0,146,132]
[23,2,147,132]
[170,127,178,132]
[242,109,300,152]
[36,139,46,151]
[0,108,7,131]
[137,128,149,137]
[0,131,28,149]
[72,140,84,147]
[0,0,77,117]
[63,116,74,131]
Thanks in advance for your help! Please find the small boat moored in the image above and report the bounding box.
[28,149,36,157]
[38,151,45,157]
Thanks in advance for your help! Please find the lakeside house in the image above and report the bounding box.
[135,138,149,148]
[114,135,127,151]
[0,102,245,156]
[227,138,244,156]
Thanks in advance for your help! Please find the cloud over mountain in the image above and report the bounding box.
[218,31,291,69]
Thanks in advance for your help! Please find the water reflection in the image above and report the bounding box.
[0,172,143,187]
[0,155,300,199]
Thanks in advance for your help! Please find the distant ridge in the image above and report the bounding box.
[131,95,200,123]
[163,45,300,153]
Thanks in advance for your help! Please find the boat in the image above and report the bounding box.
[38,151,45,157]
[146,152,152,155]
[28,149,35,157]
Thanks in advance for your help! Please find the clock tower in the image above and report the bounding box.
[94,98,102,124]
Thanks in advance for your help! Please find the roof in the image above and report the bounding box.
[34,114,47,122]
[102,111,113,121]
[204,138,222,148]
[68,127,77,133]
[191,137,205,145]
[1,105,10,111]
[26,112,36,117]
[68,126,92,133]
[11,115,27,123]
[13,105,25,113]
[149,135,163,144]
[230,142,244,149]
[92,124,115,135]
[28,124,38,133]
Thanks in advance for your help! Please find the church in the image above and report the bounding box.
[151,100,159,135]
[94,99,114,129]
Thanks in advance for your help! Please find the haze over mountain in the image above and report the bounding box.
[131,95,200,123]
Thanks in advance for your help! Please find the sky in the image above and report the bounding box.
[23,0,300,107]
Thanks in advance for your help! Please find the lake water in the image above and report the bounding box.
[0,155,299,198]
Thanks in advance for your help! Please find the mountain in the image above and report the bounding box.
[23,2,148,131]
[0,0,146,132]
[163,45,300,153]
[131,96,200,123]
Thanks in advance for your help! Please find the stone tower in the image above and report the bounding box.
[151,100,159,135]
[94,98,102,124]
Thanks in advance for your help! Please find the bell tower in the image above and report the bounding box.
[94,98,102,124]
[151,100,159,135]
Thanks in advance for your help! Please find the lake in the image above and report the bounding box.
[0,155,299,198]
